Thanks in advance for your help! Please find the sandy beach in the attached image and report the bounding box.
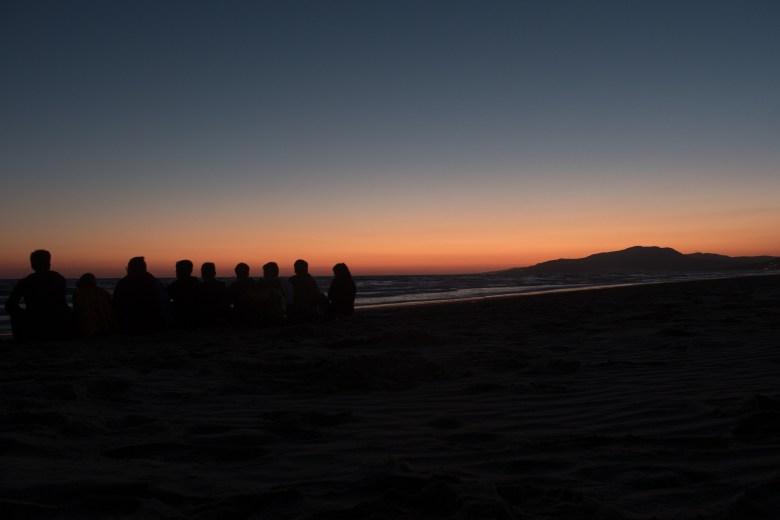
[2,274,780,519]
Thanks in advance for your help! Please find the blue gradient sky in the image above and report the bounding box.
[1,1,778,276]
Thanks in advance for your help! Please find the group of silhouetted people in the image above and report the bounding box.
[4,250,356,341]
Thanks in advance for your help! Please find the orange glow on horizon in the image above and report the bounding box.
[1,235,778,279]
[2,173,779,278]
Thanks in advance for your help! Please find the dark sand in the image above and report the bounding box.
[2,275,780,519]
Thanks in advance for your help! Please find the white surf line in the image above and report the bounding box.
[355,282,650,310]
[355,271,778,311]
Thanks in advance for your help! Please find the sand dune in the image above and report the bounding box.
[2,275,780,519]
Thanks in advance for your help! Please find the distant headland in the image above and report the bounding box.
[498,246,780,275]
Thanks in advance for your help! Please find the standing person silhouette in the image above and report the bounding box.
[167,259,200,329]
[73,273,117,337]
[4,249,71,341]
[198,262,228,326]
[229,262,258,326]
[113,257,167,334]
[288,259,322,321]
[328,263,357,316]
[257,261,287,324]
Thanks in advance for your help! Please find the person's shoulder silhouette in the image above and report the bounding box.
[5,249,71,340]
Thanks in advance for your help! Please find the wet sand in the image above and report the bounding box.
[2,275,780,519]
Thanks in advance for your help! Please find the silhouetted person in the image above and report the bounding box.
[229,262,258,326]
[4,250,71,341]
[256,261,287,324]
[73,273,117,337]
[113,257,167,334]
[167,259,200,329]
[288,259,323,321]
[328,263,357,316]
[198,262,228,326]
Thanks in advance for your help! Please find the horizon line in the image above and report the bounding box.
[1,244,779,279]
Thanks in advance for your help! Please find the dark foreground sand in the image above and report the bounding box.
[2,275,780,519]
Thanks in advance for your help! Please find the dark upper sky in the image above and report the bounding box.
[1,1,779,275]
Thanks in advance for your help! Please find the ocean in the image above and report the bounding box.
[0,271,769,335]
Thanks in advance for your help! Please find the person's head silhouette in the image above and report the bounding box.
[294,259,309,275]
[30,249,51,273]
[175,259,194,280]
[127,256,147,276]
[77,273,98,288]
[263,262,279,279]
[235,262,250,279]
[333,263,352,279]
[201,262,217,280]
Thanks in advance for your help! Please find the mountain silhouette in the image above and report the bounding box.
[501,246,779,275]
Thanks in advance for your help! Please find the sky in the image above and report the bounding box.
[1,0,779,276]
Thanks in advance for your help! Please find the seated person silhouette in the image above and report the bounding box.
[328,263,357,316]
[229,262,258,326]
[167,259,200,329]
[288,259,323,321]
[4,249,72,341]
[73,273,117,337]
[198,262,228,326]
[256,261,287,324]
[113,256,167,334]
